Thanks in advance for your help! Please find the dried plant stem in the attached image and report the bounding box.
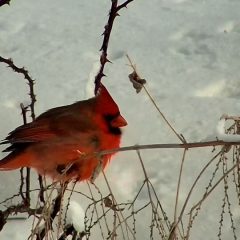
[184,157,240,239]
[87,182,106,239]
[136,150,167,238]
[144,87,185,143]
[126,54,185,143]
[101,166,134,240]
[98,141,237,157]
[32,180,68,240]
[32,180,56,239]
[191,160,239,213]
[169,150,223,238]
[185,150,222,208]
[136,150,154,204]
[172,149,187,239]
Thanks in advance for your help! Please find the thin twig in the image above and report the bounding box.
[136,150,167,239]
[169,150,223,238]
[101,165,132,240]
[35,183,68,240]
[97,140,237,157]
[172,149,187,239]
[127,181,146,210]
[86,182,105,239]
[190,160,240,217]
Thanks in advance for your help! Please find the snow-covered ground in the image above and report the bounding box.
[1,0,240,239]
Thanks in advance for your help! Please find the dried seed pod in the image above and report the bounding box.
[128,71,146,93]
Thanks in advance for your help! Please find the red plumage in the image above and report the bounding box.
[0,84,127,182]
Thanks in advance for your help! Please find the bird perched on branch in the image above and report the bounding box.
[0,84,127,182]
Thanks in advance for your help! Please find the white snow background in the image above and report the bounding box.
[0,0,240,239]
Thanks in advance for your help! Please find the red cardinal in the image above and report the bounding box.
[0,84,127,182]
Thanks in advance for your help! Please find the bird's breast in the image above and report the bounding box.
[26,130,121,182]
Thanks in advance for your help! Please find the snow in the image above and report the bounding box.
[49,200,85,239]
[62,200,85,233]
[0,0,240,239]
[216,118,240,142]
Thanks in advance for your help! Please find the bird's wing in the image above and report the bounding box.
[1,102,94,144]
[1,104,78,145]
[2,119,56,144]
[0,118,56,152]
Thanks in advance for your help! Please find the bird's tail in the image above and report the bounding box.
[0,151,30,170]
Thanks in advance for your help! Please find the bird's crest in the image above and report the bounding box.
[96,84,120,115]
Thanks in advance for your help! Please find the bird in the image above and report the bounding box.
[0,84,127,182]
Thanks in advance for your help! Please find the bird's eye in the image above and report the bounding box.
[104,113,119,123]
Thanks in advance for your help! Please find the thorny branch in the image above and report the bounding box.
[94,0,134,94]
[19,104,30,205]
[0,55,46,202]
[0,203,43,231]
[0,56,36,120]
[0,55,44,204]
[0,56,37,219]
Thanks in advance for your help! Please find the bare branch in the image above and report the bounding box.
[0,203,43,231]
[97,140,238,157]
[0,56,43,203]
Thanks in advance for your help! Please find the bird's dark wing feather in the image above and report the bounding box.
[1,101,96,152]
[2,119,58,144]
[1,104,82,150]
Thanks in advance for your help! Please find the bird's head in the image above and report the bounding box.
[95,84,127,135]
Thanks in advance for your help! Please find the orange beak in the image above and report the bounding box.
[111,115,127,128]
